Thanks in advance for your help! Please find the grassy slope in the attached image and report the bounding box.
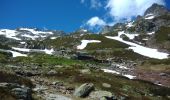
[81,34,129,50]
[44,66,170,99]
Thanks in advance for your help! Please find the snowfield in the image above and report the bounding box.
[50,37,58,40]
[145,14,155,20]
[12,47,54,55]
[126,22,134,28]
[0,28,54,40]
[77,40,101,50]
[118,31,139,40]
[19,28,53,35]
[0,29,21,40]
[9,50,27,57]
[106,31,169,59]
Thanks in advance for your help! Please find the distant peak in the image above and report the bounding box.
[144,3,169,16]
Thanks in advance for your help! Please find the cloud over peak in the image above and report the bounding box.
[87,16,106,27]
[106,0,165,20]
[82,0,166,32]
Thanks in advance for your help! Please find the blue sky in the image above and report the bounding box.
[0,0,170,32]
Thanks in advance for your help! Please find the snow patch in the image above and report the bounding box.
[145,14,155,20]
[106,31,169,59]
[145,16,155,20]
[12,47,54,55]
[126,22,134,28]
[142,38,148,41]
[21,34,38,40]
[19,28,53,35]
[43,48,54,55]
[147,32,155,35]
[102,69,136,79]
[9,51,27,57]
[77,40,101,50]
[123,74,136,79]
[102,69,120,74]
[20,42,26,44]
[118,31,138,40]
[50,37,58,40]
[0,29,21,40]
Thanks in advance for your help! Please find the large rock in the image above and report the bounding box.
[102,83,111,88]
[73,83,94,97]
[11,87,31,100]
[89,90,113,100]
[0,83,32,100]
[46,94,71,100]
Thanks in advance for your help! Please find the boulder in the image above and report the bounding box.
[89,90,113,99]
[102,83,111,88]
[0,83,32,100]
[46,94,71,100]
[73,83,94,97]
[47,70,57,75]
[11,87,31,100]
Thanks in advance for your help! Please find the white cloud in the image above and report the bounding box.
[90,0,102,9]
[106,0,165,21]
[81,0,85,4]
[87,16,106,27]
[81,0,102,9]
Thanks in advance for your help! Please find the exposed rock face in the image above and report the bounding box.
[11,87,31,100]
[144,3,169,16]
[0,83,32,100]
[73,83,94,97]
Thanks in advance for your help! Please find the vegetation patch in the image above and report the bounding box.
[155,26,170,43]
[80,34,129,50]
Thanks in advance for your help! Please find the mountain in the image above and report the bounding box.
[0,3,170,100]
[144,3,170,16]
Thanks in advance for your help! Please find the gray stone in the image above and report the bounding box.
[73,83,94,97]
[102,83,111,88]
[80,69,91,74]
[47,70,57,75]
[159,73,167,76]
[46,94,71,100]
[0,83,20,89]
[11,87,31,100]
[89,90,113,99]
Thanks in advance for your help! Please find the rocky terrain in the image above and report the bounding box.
[0,3,170,100]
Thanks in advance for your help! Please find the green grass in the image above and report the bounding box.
[89,49,147,60]
[44,66,170,99]
[0,53,9,63]
[102,31,118,36]
[11,53,85,66]
[80,34,129,50]
[45,36,79,49]
[144,58,170,65]
[155,27,170,43]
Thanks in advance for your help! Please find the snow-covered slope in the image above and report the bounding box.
[106,31,169,59]
[0,28,62,41]
[77,40,101,50]
[12,47,54,55]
